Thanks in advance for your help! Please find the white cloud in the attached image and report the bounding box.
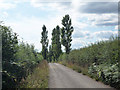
[71,30,118,49]
[72,38,86,49]
[71,37,95,49]
[0,3,16,10]
[73,28,90,38]
[93,30,118,39]
[30,0,118,27]
[30,0,71,12]
[70,2,118,27]
[1,0,118,51]
[115,25,120,30]
[1,12,9,19]
[86,14,118,26]
[5,15,63,51]
[115,25,118,30]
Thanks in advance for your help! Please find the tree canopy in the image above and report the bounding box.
[61,14,74,54]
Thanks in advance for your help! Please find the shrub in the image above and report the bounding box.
[88,63,120,88]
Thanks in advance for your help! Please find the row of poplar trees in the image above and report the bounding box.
[40,14,74,62]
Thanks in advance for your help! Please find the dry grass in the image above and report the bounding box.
[59,61,103,83]
[20,60,49,88]
[59,61,89,76]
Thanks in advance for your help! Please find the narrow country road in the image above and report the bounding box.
[48,63,114,89]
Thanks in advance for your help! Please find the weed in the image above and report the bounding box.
[20,60,48,88]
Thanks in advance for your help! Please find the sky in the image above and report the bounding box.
[0,0,119,52]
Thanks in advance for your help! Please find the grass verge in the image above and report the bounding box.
[59,61,103,81]
[59,61,119,89]
[59,61,89,76]
[20,60,49,88]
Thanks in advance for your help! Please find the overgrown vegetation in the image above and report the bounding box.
[1,23,45,88]
[1,14,74,88]
[20,60,48,88]
[39,14,119,89]
[58,37,120,89]
[1,13,119,89]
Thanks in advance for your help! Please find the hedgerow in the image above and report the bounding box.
[1,23,43,88]
[59,36,120,89]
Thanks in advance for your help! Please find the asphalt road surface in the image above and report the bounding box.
[48,63,114,89]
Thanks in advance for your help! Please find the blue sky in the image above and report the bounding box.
[0,0,119,51]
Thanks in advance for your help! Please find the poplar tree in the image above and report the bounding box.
[48,45,53,62]
[61,14,74,54]
[51,25,62,61]
[40,25,49,60]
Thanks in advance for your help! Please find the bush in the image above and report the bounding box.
[59,36,120,89]
[88,63,120,88]
[1,24,43,88]
[20,60,48,88]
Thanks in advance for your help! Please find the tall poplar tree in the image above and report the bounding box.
[48,45,53,62]
[40,25,49,60]
[51,25,62,61]
[61,14,74,54]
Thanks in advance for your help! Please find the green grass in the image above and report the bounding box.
[20,60,49,88]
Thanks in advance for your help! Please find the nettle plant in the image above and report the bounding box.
[88,63,120,88]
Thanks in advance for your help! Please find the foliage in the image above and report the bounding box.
[20,60,48,88]
[59,37,120,89]
[51,25,62,61]
[15,42,43,75]
[1,24,19,88]
[1,24,43,88]
[88,63,120,88]
[48,14,73,62]
[48,45,53,62]
[41,25,49,60]
[61,14,74,54]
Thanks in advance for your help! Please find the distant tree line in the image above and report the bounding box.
[40,14,74,62]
